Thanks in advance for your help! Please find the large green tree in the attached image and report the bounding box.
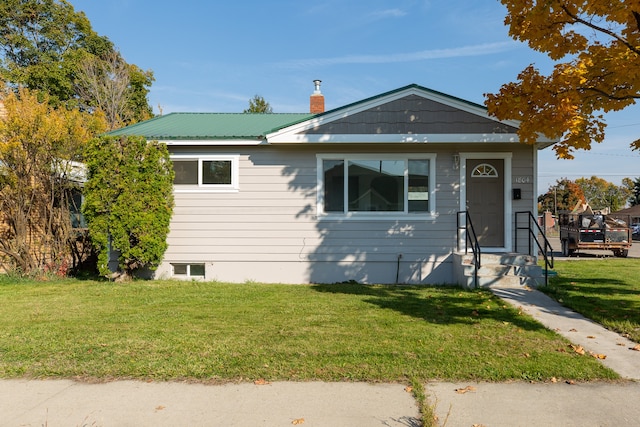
[575,176,631,212]
[0,0,153,125]
[486,1,640,158]
[82,135,174,278]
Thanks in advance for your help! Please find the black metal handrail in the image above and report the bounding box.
[457,211,481,288]
[515,211,554,286]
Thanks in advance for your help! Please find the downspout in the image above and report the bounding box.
[395,253,403,284]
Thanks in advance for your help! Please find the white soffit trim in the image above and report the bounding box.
[159,139,266,146]
[268,133,523,144]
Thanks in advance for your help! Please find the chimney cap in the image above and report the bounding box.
[313,79,322,94]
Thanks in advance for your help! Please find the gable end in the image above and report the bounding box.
[302,94,518,135]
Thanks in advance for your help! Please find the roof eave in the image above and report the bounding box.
[160,138,267,146]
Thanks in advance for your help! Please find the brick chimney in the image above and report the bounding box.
[310,79,325,114]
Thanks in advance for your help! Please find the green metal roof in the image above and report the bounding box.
[107,113,314,140]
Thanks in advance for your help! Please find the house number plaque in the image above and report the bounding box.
[514,176,532,184]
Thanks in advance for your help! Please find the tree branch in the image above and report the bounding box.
[561,5,640,56]
[578,86,640,101]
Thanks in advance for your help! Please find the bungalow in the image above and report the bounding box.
[109,82,555,286]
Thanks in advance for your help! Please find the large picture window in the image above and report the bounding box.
[171,155,239,192]
[318,154,435,216]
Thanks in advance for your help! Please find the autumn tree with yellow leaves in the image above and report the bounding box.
[0,87,106,275]
[486,1,640,158]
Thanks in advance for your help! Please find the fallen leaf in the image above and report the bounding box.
[254,379,270,385]
[631,344,640,352]
[523,353,530,358]
[155,405,165,411]
[589,352,607,360]
[569,328,578,332]
[551,377,558,383]
[570,344,585,355]
[404,386,413,393]
[617,343,626,346]
[292,418,305,425]
[566,380,576,385]
[455,385,476,394]
[587,336,596,339]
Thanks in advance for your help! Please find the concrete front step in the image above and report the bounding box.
[453,252,548,289]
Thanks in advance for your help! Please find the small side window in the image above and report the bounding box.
[173,264,188,275]
[171,263,205,278]
[202,160,232,185]
[171,155,239,191]
[173,160,198,184]
[189,264,205,277]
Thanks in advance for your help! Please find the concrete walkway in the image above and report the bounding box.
[492,286,640,380]
[1,288,639,427]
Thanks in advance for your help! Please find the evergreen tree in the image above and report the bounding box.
[244,95,273,113]
[83,135,174,278]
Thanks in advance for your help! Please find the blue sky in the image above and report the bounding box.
[70,0,639,194]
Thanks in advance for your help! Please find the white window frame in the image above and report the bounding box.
[171,154,239,193]
[316,153,437,220]
[171,263,206,278]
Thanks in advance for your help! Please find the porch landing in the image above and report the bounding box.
[453,252,548,289]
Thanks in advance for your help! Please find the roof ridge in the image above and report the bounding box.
[160,112,308,115]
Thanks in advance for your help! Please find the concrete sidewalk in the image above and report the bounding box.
[427,381,640,427]
[0,380,420,427]
[2,378,640,427]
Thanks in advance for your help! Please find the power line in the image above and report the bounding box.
[608,122,640,129]
[538,173,638,178]
[576,152,640,158]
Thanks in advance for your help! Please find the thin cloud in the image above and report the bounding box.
[370,9,407,19]
[277,41,519,69]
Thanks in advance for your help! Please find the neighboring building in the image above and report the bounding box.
[108,83,555,285]
[538,211,556,231]
[613,205,640,226]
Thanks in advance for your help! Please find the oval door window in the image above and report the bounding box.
[471,163,499,178]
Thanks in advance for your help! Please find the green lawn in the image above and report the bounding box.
[0,277,616,383]
[541,259,640,343]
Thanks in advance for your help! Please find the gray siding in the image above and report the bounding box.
[156,143,536,284]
